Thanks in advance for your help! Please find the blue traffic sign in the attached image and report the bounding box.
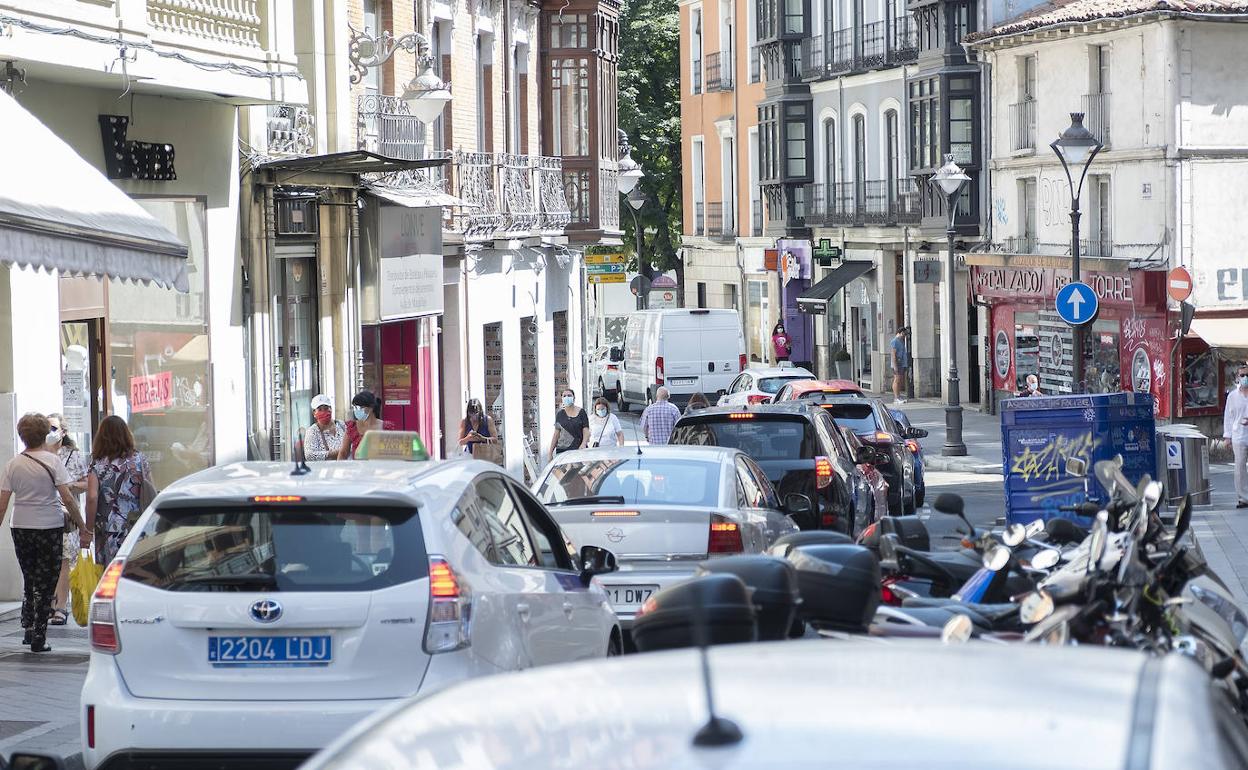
[1055,281,1099,326]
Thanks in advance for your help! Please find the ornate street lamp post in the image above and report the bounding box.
[348,27,451,124]
[929,154,971,457]
[1050,112,1103,393]
[617,130,647,309]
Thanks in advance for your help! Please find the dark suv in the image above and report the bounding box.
[815,396,917,516]
[668,403,872,535]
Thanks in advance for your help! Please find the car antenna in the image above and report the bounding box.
[291,428,311,476]
[626,402,643,455]
[691,581,743,748]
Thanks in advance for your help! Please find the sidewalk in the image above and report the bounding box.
[875,395,1005,475]
[0,609,88,768]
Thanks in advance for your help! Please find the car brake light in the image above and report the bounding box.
[708,515,744,554]
[607,364,618,371]
[591,510,640,517]
[90,559,125,654]
[746,394,770,405]
[728,412,754,420]
[875,432,894,443]
[814,456,833,489]
[425,556,472,653]
[655,356,664,386]
[739,354,747,372]
[252,495,304,503]
[881,575,907,607]
[905,439,920,453]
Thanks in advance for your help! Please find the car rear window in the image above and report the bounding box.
[537,458,720,508]
[797,389,863,401]
[758,377,800,394]
[822,403,880,434]
[670,417,816,460]
[121,506,427,592]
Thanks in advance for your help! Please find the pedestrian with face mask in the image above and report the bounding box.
[304,394,346,461]
[549,387,590,458]
[338,390,395,460]
[588,397,624,448]
[1224,364,1248,509]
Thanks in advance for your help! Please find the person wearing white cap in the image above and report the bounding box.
[305,394,346,461]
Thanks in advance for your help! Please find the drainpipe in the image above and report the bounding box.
[350,189,364,392]
[502,0,513,153]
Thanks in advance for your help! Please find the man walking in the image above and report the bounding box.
[1225,364,1248,509]
[890,327,910,405]
[640,387,682,445]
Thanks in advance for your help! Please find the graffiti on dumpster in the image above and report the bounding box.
[1010,432,1101,483]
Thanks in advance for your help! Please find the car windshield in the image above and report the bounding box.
[798,389,862,401]
[121,506,426,592]
[537,458,721,507]
[758,376,801,394]
[670,417,816,460]
[822,403,881,434]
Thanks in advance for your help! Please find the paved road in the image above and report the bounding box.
[0,608,87,768]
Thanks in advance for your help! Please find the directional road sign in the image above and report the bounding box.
[589,273,627,284]
[586,253,626,265]
[586,263,625,274]
[1055,281,1099,326]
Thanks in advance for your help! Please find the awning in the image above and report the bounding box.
[363,186,467,209]
[797,261,874,313]
[256,151,448,175]
[0,90,189,292]
[1189,317,1248,360]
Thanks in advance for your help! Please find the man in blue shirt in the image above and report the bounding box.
[890,327,909,405]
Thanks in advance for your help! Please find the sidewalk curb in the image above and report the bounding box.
[0,606,20,622]
[924,456,1003,475]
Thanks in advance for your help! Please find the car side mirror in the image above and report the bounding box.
[783,493,813,517]
[609,347,624,362]
[907,427,929,439]
[579,545,618,585]
[855,446,877,465]
[6,754,68,770]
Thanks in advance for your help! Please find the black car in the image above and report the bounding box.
[815,396,917,516]
[668,403,874,535]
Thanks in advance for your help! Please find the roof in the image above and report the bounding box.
[782,379,864,395]
[743,366,815,378]
[543,445,743,463]
[307,640,1212,770]
[966,0,1248,43]
[255,150,448,175]
[152,459,477,509]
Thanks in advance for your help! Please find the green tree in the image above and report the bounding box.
[618,0,682,282]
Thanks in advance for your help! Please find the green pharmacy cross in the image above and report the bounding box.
[813,239,842,267]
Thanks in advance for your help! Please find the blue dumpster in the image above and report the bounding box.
[1001,392,1156,525]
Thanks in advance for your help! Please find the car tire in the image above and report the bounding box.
[617,390,629,413]
[608,632,623,657]
[599,378,617,401]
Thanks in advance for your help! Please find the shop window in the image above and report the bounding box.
[109,199,213,489]
[1014,312,1038,391]
[1182,347,1223,411]
[1083,319,1121,394]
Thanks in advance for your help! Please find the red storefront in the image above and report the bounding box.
[971,264,1173,417]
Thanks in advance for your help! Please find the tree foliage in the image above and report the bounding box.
[618,0,682,275]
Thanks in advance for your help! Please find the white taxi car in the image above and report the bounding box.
[80,432,621,770]
[716,365,815,407]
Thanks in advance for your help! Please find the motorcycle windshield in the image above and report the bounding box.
[953,568,994,603]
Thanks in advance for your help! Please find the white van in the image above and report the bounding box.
[617,308,746,410]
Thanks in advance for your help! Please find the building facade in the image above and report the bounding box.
[968,0,1248,429]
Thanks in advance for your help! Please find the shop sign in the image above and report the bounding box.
[1193,261,1248,309]
[914,261,941,284]
[131,371,173,413]
[971,266,1140,309]
[649,289,678,309]
[379,206,444,320]
[383,364,412,406]
[62,370,85,407]
[776,239,811,284]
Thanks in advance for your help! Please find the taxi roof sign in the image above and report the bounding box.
[356,430,429,462]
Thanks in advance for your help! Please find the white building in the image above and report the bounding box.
[968,0,1248,424]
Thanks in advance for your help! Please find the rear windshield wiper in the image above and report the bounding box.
[546,495,627,507]
[167,572,278,589]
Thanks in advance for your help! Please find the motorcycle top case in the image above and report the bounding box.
[785,544,881,633]
[697,555,801,641]
[1001,391,1156,525]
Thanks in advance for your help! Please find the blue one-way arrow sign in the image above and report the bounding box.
[1055,281,1099,326]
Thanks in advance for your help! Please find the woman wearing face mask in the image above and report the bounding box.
[549,388,590,458]
[588,397,624,448]
[338,390,395,460]
[304,394,346,461]
[458,399,499,455]
[46,414,88,626]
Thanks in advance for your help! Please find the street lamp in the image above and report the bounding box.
[929,154,971,457]
[1051,112,1103,393]
[626,186,648,309]
[348,27,452,124]
[618,149,644,195]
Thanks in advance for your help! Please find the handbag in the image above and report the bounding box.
[22,452,74,533]
[471,440,505,466]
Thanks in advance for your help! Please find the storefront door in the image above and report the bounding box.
[59,319,105,452]
[279,253,318,449]
[368,317,436,447]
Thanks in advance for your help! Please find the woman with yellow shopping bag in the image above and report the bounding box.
[70,548,103,626]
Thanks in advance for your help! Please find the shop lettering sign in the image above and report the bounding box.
[1193,264,1248,309]
[130,371,173,413]
[972,266,1136,307]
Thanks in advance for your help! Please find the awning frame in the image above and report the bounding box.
[797,261,875,312]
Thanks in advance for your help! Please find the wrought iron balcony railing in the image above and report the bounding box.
[888,16,918,65]
[358,94,431,188]
[801,36,825,79]
[803,17,916,80]
[806,179,919,226]
[1010,100,1037,151]
[706,202,736,241]
[706,51,734,91]
[1082,93,1111,147]
[692,58,703,94]
[694,201,706,236]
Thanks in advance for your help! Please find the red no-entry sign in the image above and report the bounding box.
[1166,266,1193,303]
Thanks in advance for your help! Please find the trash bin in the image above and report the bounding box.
[1001,392,1156,525]
[1155,425,1212,507]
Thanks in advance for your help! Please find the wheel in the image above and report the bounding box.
[915,485,925,508]
[903,485,917,515]
[617,389,629,413]
[608,631,623,657]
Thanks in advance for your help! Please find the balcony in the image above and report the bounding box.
[750,45,762,83]
[147,0,263,50]
[442,153,571,239]
[1000,235,1039,254]
[266,104,315,156]
[692,58,703,94]
[1082,236,1113,258]
[806,179,920,226]
[803,18,916,80]
[1010,100,1036,151]
[801,37,825,79]
[706,202,737,241]
[1082,93,1111,147]
[706,51,734,92]
[888,16,919,64]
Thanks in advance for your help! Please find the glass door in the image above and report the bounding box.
[279,255,319,454]
[59,319,105,454]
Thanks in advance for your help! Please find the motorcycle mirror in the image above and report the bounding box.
[1088,512,1110,574]
[983,545,1011,572]
[1143,480,1163,511]
[1174,495,1192,540]
[1002,524,1026,548]
[1031,549,1061,571]
[1019,590,1055,624]
[1025,519,1045,538]
[941,614,973,645]
[1064,456,1087,477]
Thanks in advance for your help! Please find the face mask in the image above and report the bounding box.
[596,407,608,418]
[1240,376,1248,388]
[353,406,369,421]
[46,428,60,444]
[562,396,575,407]
[315,411,332,425]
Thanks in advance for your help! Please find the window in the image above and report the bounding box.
[884,109,899,197]
[510,483,573,570]
[551,58,590,156]
[948,96,973,164]
[692,137,706,233]
[1014,312,1039,390]
[431,21,447,153]
[726,283,739,309]
[908,77,939,171]
[697,282,708,308]
[563,168,591,224]
[475,476,537,566]
[476,35,492,151]
[1089,175,1111,256]
[362,0,381,93]
[736,457,766,507]
[852,114,866,207]
[536,458,724,508]
[784,0,804,34]
[822,118,836,186]
[1019,178,1037,251]
[784,102,810,178]
[453,490,498,562]
[671,416,817,459]
[1091,44,1110,94]
[550,13,589,47]
[692,7,704,94]
[758,104,779,181]
[1084,319,1121,394]
[749,127,761,233]
[1020,55,1036,100]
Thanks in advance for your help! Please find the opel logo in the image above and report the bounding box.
[249,599,283,623]
[605,527,625,543]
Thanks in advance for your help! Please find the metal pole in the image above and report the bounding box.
[633,206,646,310]
[943,197,967,456]
[1069,200,1083,393]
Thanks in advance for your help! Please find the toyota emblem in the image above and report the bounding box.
[249,599,283,623]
